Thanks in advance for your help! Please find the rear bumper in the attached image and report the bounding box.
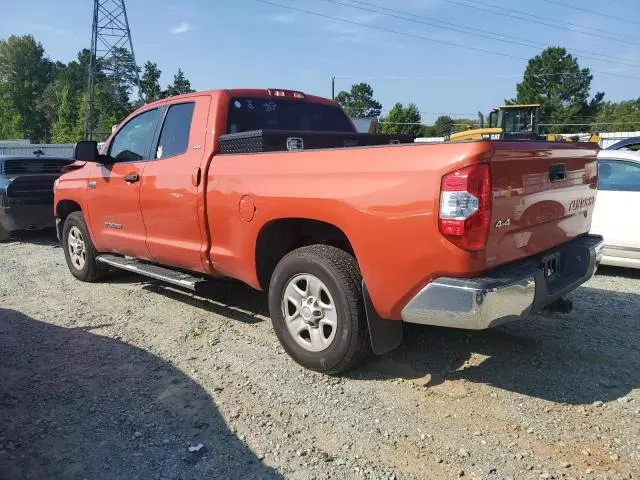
[401,234,604,330]
[0,204,55,232]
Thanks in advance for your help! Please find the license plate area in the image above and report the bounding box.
[543,252,562,282]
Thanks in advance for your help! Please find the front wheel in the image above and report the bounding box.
[62,212,104,282]
[268,245,372,374]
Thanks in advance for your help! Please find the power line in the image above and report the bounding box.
[335,69,640,83]
[254,0,528,61]
[541,0,640,28]
[443,0,640,47]
[380,108,477,116]
[470,0,640,42]
[256,0,640,81]
[329,0,640,70]
[336,72,588,80]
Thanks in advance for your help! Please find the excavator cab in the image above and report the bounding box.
[448,104,600,144]
[487,104,540,135]
[449,104,542,142]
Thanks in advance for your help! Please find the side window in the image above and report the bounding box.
[621,143,640,152]
[599,160,640,192]
[155,103,195,159]
[108,109,159,162]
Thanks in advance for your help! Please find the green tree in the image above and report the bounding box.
[162,69,194,98]
[511,47,604,133]
[0,35,54,141]
[335,83,382,118]
[40,52,89,142]
[592,98,640,133]
[52,85,81,142]
[432,115,455,136]
[140,61,162,103]
[379,102,423,136]
[0,84,23,139]
[99,47,139,123]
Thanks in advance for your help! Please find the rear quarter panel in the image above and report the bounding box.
[206,141,495,319]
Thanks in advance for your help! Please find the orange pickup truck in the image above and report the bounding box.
[54,88,603,374]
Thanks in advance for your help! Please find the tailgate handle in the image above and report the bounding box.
[549,164,566,182]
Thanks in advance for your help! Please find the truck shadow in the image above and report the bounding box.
[121,273,638,406]
[4,228,59,247]
[0,308,283,480]
[352,285,640,405]
[597,265,640,280]
[141,282,269,325]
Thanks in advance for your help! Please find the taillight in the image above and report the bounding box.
[439,164,491,251]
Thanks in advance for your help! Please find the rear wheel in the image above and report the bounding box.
[62,212,104,282]
[268,245,372,374]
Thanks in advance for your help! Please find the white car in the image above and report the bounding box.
[591,150,640,269]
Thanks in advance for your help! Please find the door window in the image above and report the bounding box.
[155,103,195,159]
[598,160,640,192]
[108,108,159,162]
[620,143,640,152]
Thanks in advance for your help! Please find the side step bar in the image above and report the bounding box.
[96,254,209,292]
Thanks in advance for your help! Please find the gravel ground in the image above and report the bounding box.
[1,231,639,480]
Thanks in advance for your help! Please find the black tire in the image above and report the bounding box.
[0,224,9,243]
[62,211,104,282]
[268,245,372,375]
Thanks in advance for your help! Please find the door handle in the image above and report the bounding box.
[192,167,201,187]
[124,173,140,183]
[549,164,566,183]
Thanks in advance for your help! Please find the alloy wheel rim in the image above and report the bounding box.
[68,226,87,270]
[281,274,337,352]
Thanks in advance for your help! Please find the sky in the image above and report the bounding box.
[2,0,640,123]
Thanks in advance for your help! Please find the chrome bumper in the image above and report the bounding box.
[401,234,604,330]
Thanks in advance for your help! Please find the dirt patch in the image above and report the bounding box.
[1,232,639,479]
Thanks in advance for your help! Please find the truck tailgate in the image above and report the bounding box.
[486,141,599,268]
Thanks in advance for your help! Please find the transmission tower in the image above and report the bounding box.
[84,0,141,140]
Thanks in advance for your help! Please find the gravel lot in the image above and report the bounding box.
[1,231,639,480]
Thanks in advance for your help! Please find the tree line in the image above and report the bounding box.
[1,37,639,143]
[336,47,640,136]
[0,35,194,143]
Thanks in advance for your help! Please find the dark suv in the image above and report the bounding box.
[0,155,73,242]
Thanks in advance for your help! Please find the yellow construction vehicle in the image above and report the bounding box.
[448,104,600,143]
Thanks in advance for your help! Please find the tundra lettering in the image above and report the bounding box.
[568,196,596,212]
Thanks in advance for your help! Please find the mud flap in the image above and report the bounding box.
[363,281,403,355]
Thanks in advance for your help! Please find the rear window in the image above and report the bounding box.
[227,97,354,134]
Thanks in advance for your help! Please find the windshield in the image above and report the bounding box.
[227,97,355,134]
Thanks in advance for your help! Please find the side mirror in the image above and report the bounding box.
[74,141,99,162]
[75,141,114,165]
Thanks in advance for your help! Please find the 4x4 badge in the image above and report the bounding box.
[495,218,511,228]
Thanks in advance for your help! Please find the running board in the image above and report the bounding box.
[96,255,209,292]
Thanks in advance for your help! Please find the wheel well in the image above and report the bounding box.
[255,218,354,290]
[56,200,82,224]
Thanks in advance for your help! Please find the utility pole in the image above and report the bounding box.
[331,76,335,100]
[84,0,141,141]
